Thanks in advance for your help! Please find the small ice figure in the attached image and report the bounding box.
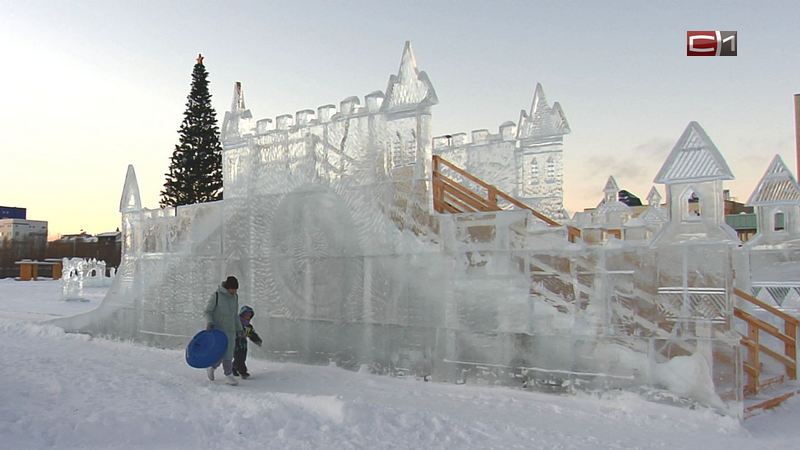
[62,258,114,301]
[61,257,86,302]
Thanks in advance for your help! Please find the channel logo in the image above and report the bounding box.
[687,31,737,56]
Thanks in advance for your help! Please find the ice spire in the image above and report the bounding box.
[119,165,141,213]
[747,154,800,205]
[517,83,570,141]
[654,122,734,184]
[382,41,438,111]
[221,81,254,147]
[398,41,417,84]
[603,176,619,203]
[530,83,548,117]
[647,186,662,207]
[230,81,246,113]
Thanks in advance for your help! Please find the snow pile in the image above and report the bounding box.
[654,353,725,409]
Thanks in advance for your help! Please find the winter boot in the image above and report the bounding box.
[224,375,239,386]
[240,372,250,380]
[206,367,215,381]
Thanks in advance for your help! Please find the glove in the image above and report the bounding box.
[206,323,214,331]
[253,336,263,347]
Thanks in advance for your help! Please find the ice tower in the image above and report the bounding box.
[653,121,737,242]
[743,155,800,308]
[516,83,570,218]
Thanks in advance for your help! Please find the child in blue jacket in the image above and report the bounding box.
[232,305,263,379]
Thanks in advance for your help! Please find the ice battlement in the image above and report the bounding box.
[222,41,437,148]
[251,92,388,136]
[433,122,518,150]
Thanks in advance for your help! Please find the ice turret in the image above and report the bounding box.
[596,175,630,229]
[636,187,668,231]
[118,164,143,257]
[652,122,737,242]
[746,154,800,245]
[747,155,800,206]
[603,176,619,203]
[516,83,570,142]
[654,121,733,184]
[119,165,141,213]
[221,81,255,148]
[646,186,662,207]
[382,41,438,112]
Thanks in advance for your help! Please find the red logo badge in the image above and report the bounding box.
[687,31,737,56]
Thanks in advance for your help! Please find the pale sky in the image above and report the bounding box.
[1,0,798,239]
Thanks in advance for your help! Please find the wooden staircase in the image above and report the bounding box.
[733,288,800,417]
[432,155,581,242]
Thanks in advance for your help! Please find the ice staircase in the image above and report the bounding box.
[430,155,800,417]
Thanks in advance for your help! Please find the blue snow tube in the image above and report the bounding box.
[185,329,228,368]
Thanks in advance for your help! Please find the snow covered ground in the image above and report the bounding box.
[1,279,798,449]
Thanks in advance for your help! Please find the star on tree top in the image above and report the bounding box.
[196,53,204,65]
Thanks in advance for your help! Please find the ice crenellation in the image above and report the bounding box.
[52,41,800,419]
[222,42,437,152]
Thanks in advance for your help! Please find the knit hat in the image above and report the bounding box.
[224,276,239,289]
[239,305,254,317]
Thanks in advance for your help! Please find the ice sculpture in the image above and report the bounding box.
[61,257,114,300]
[433,83,570,219]
[52,43,800,418]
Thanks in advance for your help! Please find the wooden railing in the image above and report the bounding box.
[734,287,799,395]
[432,155,581,242]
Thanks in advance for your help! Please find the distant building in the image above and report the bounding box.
[45,230,121,269]
[96,230,121,245]
[0,212,48,278]
[618,189,642,207]
[55,231,96,243]
[0,219,48,242]
[725,213,757,241]
[0,206,26,220]
[722,189,755,241]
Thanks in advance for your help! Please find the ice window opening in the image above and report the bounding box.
[546,157,555,180]
[685,189,701,221]
[774,211,785,231]
[529,158,539,185]
[392,131,417,168]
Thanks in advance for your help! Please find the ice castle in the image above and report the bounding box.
[54,42,800,418]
